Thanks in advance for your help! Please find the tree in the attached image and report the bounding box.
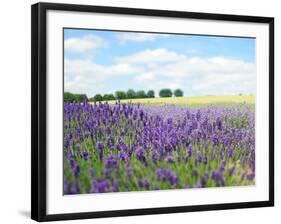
[126,89,137,99]
[64,92,76,102]
[159,88,172,98]
[147,90,155,98]
[75,94,88,102]
[174,89,184,97]
[115,91,127,100]
[103,94,115,101]
[64,92,88,102]
[136,90,147,99]
[93,94,103,102]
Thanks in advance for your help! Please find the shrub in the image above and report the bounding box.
[64,92,76,102]
[103,94,115,101]
[75,94,88,103]
[115,91,127,100]
[136,90,147,99]
[147,90,155,98]
[159,89,172,98]
[93,94,103,102]
[64,92,87,102]
[174,89,184,97]
[126,89,137,99]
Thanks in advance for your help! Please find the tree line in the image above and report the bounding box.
[64,88,184,102]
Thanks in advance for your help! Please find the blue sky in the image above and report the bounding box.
[64,28,256,97]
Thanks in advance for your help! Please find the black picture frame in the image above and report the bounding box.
[31,2,274,222]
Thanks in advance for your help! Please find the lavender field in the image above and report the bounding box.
[63,100,255,194]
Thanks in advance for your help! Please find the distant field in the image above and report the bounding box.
[100,95,255,108]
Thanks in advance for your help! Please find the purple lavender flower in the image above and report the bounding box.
[194,183,202,188]
[119,152,126,161]
[219,160,226,173]
[137,178,143,188]
[156,168,178,186]
[135,147,147,165]
[89,167,94,177]
[63,101,255,194]
[187,145,193,157]
[104,155,118,169]
[166,154,174,163]
[72,180,79,194]
[73,164,80,178]
[229,166,235,176]
[97,141,104,160]
[196,150,202,163]
[153,185,159,190]
[82,151,91,160]
[247,173,255,181]
[192,168,198,177]
[64,180,71,194]
[203,155,208,165]
[200,173,208,186]
[143,179,150,190]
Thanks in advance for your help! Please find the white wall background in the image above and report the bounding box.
[0,0,279,223]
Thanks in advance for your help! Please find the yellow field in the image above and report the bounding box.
[101,95,255,108]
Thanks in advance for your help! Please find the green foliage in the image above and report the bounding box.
[64,92,88,102]
[75,94,88,102]
[159,88,172,98]
[103,94,115,101]
[64,92,76,102]
[136,90,147,99]
[115,91,127,100]
[147,90,155,98]
[92,94,103,102]
[174,89,184,97]
[126,89,137,99]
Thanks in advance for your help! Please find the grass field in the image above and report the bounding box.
[99,95,255,108]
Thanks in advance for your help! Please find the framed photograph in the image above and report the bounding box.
[31,2,274,222]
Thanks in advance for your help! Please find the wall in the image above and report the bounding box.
[0,0,279,223]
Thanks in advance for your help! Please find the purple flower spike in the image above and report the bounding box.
[247,173,255,181]
[64,180,71,194]
[192,168,198,177]
[200,173,208,186]
[196,150,202,163]
[187,145,193,157]
[166,155,174,163]
[203,155,208,165]
[143,179,150,190]
[135,147,147,165]
[137,178,143,188]
[82,151,91,160]
[89,167,94,177]
[229,166,235,176]
[97,142,104,160]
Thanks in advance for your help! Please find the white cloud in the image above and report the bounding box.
[65,47,256,96]
[120,49,255,95]
[152,57,255,79]
[116,48,186,64]
[116,33,163,43]
[65,59,140,77]
[64,59,142,96]
[192,72,256,95]
[135,73,155,83]
[65,35,107,53]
